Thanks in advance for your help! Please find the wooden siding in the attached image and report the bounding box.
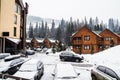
[72,27,120,54]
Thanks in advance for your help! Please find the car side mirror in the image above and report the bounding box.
[77,73,80,76]
[51,73,55,76]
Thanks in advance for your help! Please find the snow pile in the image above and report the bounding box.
[88,45,120,65]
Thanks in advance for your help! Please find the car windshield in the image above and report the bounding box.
[19,64,37,72]
[58,76,77,79]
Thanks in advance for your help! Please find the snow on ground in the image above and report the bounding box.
[2,45,120,80]
[85,45,120,65]
[28,51,92,80]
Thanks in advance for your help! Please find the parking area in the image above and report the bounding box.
[0,51,93,80]
[28,52,93,80]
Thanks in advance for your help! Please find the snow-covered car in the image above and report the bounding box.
[59,51,84,62]
[4,55,21,62]
[0,58,25,76]
[14,59,44,80]
[26,50,35,55]
[0,53,10,60]
[36,48,42,52]
[52,63,80,80]
[91,64,120,80]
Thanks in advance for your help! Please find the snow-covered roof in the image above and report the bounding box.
[6,38,21,44]
[36,39,44,43]
[92,31,101,37]
[26,40,31,43]
[49,39,56,43]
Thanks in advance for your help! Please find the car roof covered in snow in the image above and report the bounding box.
[24,59,41,65]
[55,63,78,78]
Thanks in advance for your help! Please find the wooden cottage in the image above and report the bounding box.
[27,38,57,49]
[99,29,120,48]
[72,26,102,54]
[30,37,39,48]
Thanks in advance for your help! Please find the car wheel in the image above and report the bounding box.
[61,58,64,61]
[75,59,80,62]
[92,75,97,80]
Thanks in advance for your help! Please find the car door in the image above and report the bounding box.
[96,66,106,80]
[37,62,41,74]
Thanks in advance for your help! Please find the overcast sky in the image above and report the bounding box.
[23,0,120,22]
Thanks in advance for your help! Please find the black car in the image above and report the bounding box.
[59,52,84,62]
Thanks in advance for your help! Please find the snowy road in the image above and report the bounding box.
[28,52,92,80]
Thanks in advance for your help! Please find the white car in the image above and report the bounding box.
[52,63,80,80]
[14,59,44,80]
[91,64,120,80]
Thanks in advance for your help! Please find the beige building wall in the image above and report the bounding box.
[0,0,20,39]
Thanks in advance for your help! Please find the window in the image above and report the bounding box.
[14,27,16,36]
[14,15,17,24]
[97,66,106,73]
[84,45,90,50]
[99,45,103,49]
[84,35,90,41]
[76,45,81,49]
[15,3,18,13]
[106,37,111,41]
[76,37,81,40]
[15,3,21,14]
[18,5,21,14]
[105,68,118,79]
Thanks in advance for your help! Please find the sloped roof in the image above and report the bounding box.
[100,28,120,38]
[72,26,101,38]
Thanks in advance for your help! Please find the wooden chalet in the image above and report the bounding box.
[99,29,120,48]
[72,26,102,54]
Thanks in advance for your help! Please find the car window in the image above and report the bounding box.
[97,66,106,73]
[105,68,118,79]
[10,59,24,67]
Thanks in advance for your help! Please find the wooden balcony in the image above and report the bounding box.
[72,40,82,45]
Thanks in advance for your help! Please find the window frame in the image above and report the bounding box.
[106,37,111,41]
[84,45,90,50]
[14,15,17,25]
[14,27,17,36]
[84,35,90,41]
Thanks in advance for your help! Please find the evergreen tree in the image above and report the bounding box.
[89,17,94,30]
[84,17,88,25]
[95,17,99,25]
[38,23,41,38]
[41,21,45,38]
[51,20,55,38]
[45,22,48,37]
[55,26,62,42]
[108,18,114,32]
[28,22,34,38]
[34,22,39,37]
[65,22,72,46]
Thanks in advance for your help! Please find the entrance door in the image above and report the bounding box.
[0,39,2,53]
